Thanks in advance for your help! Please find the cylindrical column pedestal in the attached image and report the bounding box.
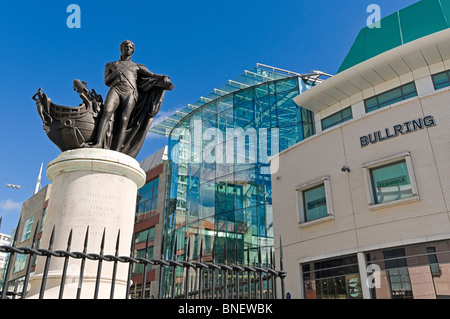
[27,149,145,299]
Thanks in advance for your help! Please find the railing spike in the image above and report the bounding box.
[77,226,90,299]
[2,217,21,299]
[59,228,73,299]
[158,232,165,299]
[279,236,285,299]
[199,239,203,299]
[110,229,120,299]
[141,229,151,299]
[21,220,40,299]
[126,234,135,299]
[184,237,190,299]
[39,225,55,299]
[171,235,178,299]
[94,228,106,299]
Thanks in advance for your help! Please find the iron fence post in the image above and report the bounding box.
[1,218,20,299]
[21,220,40,299]
[279,236,285,299]
[39,225,55,299]
[125,238,135,299]
[110,230,120,299]
[76,226,89,299]
[58,229,73,299]
[93,229,106,299]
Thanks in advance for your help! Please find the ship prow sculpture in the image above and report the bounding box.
[33,40,174,158]
[33,80,105,152]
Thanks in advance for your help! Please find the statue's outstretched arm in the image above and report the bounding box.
[137,64,166,79]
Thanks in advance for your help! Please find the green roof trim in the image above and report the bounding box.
[338,0,450,73]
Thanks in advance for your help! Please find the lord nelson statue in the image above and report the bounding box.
[34,40,173,158]
[89,40,174,157]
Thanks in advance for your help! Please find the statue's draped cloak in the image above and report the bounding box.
[108,76,168,158]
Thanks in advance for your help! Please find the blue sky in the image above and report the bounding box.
[0,0,418,236]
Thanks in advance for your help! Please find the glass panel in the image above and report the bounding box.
[135,228,155,243]
[370,161,413,204]
[365,96,378,112]
[386,268,413,299]
[409,265,436,299]
[202,101,217,120]
[217,95,233,113]
[140,180,153,194]
[302,255,362,299]
[254,84,271,129]
[434,263,450,298]
[217,108,234,135]
[151,198,157,211]
[200,159,215,184]
[216,174,234,214]
[401,82,417,97]
[302,108,315,139]
[199,181,215,218]
[322,113,341,130]
[188,154,201,190]
[303,184,327,222]
[21,217,34,242]
[276,91,301,127]
[377,87,402,107]
[234,128,257,172]
[187,187,199,216]
[321,107,353,131]
[279,124,302,151]
[365,83,417,112]
[234,88,253,107]
[341,106,353,120]
[235,168,257,210]
[432,71,450,90]
[234,104,254,131]
[202,114,218,150]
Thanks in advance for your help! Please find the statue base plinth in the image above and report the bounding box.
[27,148,145,299]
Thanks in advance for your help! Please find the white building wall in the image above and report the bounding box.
[272,74,450,298]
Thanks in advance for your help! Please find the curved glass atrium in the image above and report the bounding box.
[151,64,327,267]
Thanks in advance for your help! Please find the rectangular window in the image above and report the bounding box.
[363,152,419,209]
[370,161,413,204]
[296,176,333,225]
[135,227,155,244]
[133,246,154,273]
[364,82,417,113]
[21,217,34,242]
[13,245,29,273]
[303,184,328,222]
[431,70,450,90]
[321,106,353,130]
[40,207,47,232]
[302,255,362,299]
[136,177,159,222]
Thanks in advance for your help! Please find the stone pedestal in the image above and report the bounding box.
[27,149,145,299]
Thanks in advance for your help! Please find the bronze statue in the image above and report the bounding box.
[33,40,173,158]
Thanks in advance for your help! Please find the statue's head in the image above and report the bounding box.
[120,40,135,57]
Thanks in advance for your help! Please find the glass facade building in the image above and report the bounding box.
[154,65,318,274]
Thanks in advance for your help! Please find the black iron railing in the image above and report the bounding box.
[0,220,286,299]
